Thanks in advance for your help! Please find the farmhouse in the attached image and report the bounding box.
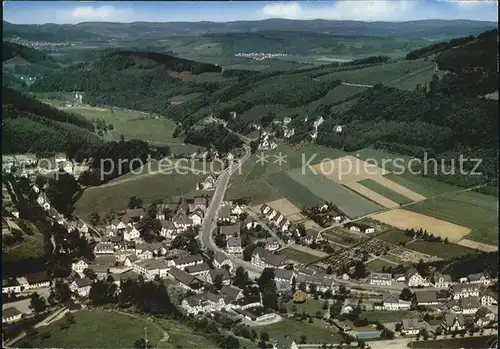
[442,313,465,332]
[70,277,93,298]
[273,268,294,292]
[3,307,23,324]
[220,285,244,304]
[123,226,141,241]
[226,236,243,255]
[251,247,285,269]
[343,222,375,234]
[160,220,176,239]
[218,206,233,223]
[480,289,498,306]
[414,290,439,306]
[25,271,51,289]
[213,252,233,272]
[368,272,392,286]
[124,254,138,267]
[401,318,422,336]
[475,307,495,327]
[94,242,115,255]
[219,225,240,238]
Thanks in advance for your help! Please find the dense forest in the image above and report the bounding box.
[184,124,243,153]
[2,88,101,155]
[3,41,59,68]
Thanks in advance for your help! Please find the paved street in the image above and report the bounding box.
[3,287,51,315]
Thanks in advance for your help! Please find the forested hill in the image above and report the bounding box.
[2,88,101,155]
[3,41,59,68]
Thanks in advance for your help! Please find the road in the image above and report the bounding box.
[3,287,51,315]
[199,145,264,278]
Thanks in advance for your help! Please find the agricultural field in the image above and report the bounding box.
[154,318,218,349]
[285,298,326,314]
[376,229,414,245]
[17,310,165,348]
[387,65,447,91]
[364,258,397,272]
[358,179,414,205]
[75,171,203,219]
[405,240,477,259]
[362,310,420,323]
[343,182,400,209]
[278,247,321,265]
[322,228,367,247]
[286,167,383,218]
[407,190,498,247]
[371,209,471,243]
[265,198,302,217]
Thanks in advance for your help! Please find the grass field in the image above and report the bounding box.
[266,171,325,209]
[407,190,498,246]
[286,167,383,218]
[3,220,45,263]
[154,318,218,349]
[358,178,414,205]
[278,247,321,264]
[286,298,325,315]
[75,171,203,219]
[405,240,476,259]
[383,172,458,198]
[18,310,164,348]
[376,230,414,245]
[364,258,396,272]
[254,318,340,344]
[362,310,420,323]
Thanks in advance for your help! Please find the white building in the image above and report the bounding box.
[3,307,23,323]
[71,260,89,275]
[368,273,392,286]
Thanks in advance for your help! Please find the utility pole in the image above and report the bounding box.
[144,327,148,349]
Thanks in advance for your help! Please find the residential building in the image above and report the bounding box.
[94,255,116,266]
[375,292,411,311]
[296,273,336,293]
[160,220,176,239]
[406,269,428,288]
[459,296,480,315]
[134,259,170,280]
[414,290,439,306]
[260,204,271,216]
[264,238,280,252]
[432,272,453,289]
[343,222,375,234]
[468,273,491,286]
[401,318,422,336]
[475,307,496,327]
[273,268,294,292]
[236,306,276,322]
[181,292,226,315]
[213,252,233,272]
[94,242,115,255]
[442,313,465,332]
[71,260,89,275]
[480,289,498,306]
[303,229,325,245]
[168,267,203,291]
[185,263,212,277]
[123,226,141,241]
[124,254,138,267]
[251,247,286,269]
[450,283,481,299]
[220,285,244,305]
[168,254,205,269]
[218,206,232,223]
[25,271,51,289]
[226,236,243,255]
[3,307,23,323]
[368,273,392,286]
[70,278,93,297]
[206,268,231,286]
[2,278,22,294]
[219,225,240,238]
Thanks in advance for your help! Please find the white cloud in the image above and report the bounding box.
[256,0,496,22]
[56,5,135,23]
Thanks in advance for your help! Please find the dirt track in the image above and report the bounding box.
[456,238,498,252]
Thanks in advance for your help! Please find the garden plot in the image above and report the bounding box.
[371,209,471,243]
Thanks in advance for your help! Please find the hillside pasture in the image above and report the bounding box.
[371,209,471,243]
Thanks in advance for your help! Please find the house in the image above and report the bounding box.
[233,295,263,310]
[260,204,271,216]
[189,210,204,226]
[181,292,226,315]
[226,236,243,255]
[343,222,375,234]
[168,254,205,269]
[274,334,300,349]
[406,269,428,287]
[442,313,465,332]
[414,290,439,306]
[236,306,276,322]
[134,259,170,280]
[475,307,495,327]
[313,116,324,129]
[468,273,490,286]
[168,267,203,291]
[136,242,167,257]
[297,267,316,276]
[277,219,291,232]
[124,208,145,222]
[2,278,22,294]
[160,220,176,239]
[25,271,51,289]
[217,206,232,223]
[206,268,231,286]
[213,252,233,272]
[220,285,244,304]
[375,292,411,311]
[219,225,240,239]
[459,296,480,315]
[137,249,154,260]
[251,247,285,269]
[303,229,324,245]
[480,289,498,306]
[266,209,278,221]
[94,255,116,266]
[283,128,295,139]
[450,283,481,299]
[94,242,115,255]
[185,263,212,277]
[16,277,29,290]
[123,226,141,241]
[401,318,422,336]
[264,238,280,252]
[432,272,452,288]
[55,152,68,166]
[87,264,109,280]
[273,268,294,292]
[296,273,336,293]
[70,278,93,297]
[244,218,261,231]
[332,319,354,332]
[124,254,139,267]
[198,174,217,190]
[71,260,89,274]
[231,203,245,216]
[368,273,392,286]
[3,307,23,323]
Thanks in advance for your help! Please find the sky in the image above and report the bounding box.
[3,1,498,25]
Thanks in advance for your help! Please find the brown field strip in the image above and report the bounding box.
[266,198,302,216]
[456,239,498,252]
[371,209,471,242]
[372,176,426,201]
[344,182,400,209]
[287,213,307,222]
